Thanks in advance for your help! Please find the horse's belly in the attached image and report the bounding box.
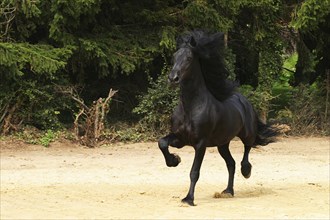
[205,112,243,146]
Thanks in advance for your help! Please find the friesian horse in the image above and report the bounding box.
[158,30,278,206]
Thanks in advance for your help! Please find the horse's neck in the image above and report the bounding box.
[180,66,209,112]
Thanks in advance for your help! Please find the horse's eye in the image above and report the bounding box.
[187,57,193,61]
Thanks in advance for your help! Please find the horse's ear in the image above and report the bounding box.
[189,36,197,48]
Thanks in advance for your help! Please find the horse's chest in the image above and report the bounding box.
[180,118,194,134]
[174,121,195,144]
[174,112,209,143]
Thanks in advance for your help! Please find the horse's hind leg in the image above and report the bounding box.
[241,145,252,178]
[217,143,235,197]
[158,133,183,167]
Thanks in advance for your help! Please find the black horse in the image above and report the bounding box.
[158,30,278,206]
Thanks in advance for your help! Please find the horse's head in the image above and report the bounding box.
[168,36,197,84]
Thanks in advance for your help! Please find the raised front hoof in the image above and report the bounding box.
[166,153,181,167]
[181,197,195,206]
[214,189,234,198]
[241,162,252,179]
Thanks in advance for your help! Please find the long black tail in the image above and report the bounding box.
[254,118,279,146]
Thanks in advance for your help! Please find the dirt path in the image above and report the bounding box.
[0,137,329,219]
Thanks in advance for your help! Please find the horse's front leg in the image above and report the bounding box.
[158,133,183,167]
[182,144,206,206]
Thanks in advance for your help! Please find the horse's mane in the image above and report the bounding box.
[177,30,237,101]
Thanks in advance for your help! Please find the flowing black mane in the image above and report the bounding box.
[177,30,237,101]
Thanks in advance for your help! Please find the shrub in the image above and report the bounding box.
[239,85,275,122]
[284,83,329,135]
[133,66,179,136]
[39,129,58,147]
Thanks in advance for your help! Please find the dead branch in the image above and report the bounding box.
[61,87,118,147]
[55,85,118,146]
[71,95,89,111]
[1,99,22,135]
[98,89,118,139]
[90,89,118,143]
[0,103,9,125]
[94,98,101,140]
[55,85,89,111]
[74,109,85,141]
[0,3,17,41]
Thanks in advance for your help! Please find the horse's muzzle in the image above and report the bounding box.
[168,72,180,84]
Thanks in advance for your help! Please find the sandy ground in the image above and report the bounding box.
[0,137,329,219]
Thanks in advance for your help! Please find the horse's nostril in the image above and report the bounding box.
[169,73,180,84]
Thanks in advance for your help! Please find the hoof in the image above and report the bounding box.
[166,153,181,167]
[241,162,252,179]
[214,189,234,198]
[181,197,195,206]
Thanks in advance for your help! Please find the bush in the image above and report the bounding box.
[0,43,74,134]
[239,85,275,121]
[133,66,179,136]
[11,126,60,147]
[279,83,329,135]
[39,129,58,147]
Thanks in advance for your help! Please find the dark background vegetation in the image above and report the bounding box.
[1,0,329,145]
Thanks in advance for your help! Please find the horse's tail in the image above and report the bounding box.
[254,118,279,146]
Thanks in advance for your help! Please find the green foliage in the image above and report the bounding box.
[258,50,283,90]
[281,53,297,84]
[159,26,177,52]
[133,66,179,134]
[271,54,297,115]
[1,0,181,135]
[39,129,58,147]
[291,0,330,31]
[277,83,329,135]
[0,42,73,76]
[184,0,232,31]
[290,0,330,86]
[113,123,153,143]
[237,0,283,120]
[11,127,59,146]
[239,85,275,116]
[74,30,159,78]
[46,0,177,80]
[48,0,104,45]
[0,42,74,132]
[1,0,42,41]
[1,0,329,138]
